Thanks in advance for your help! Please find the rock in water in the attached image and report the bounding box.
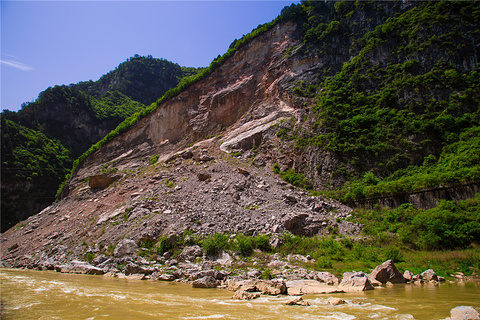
[328,298,346,306]
[449,306,480,320]
[338,272,374,292]
[232,290,261,300]
[420,269,438,282]
[192,276,218,288]
[370,259,406,283]
[286,296,310,306]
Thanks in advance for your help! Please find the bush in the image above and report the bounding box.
[156,237,173,255]
[254,234,271,252]
[235,234,254,256]
[202,233,229,256]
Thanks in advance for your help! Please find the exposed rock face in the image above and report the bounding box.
[369,260,406,284]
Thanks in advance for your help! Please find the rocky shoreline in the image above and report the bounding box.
[3,240,479,319]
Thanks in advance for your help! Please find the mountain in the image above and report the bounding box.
[1,56,202,231]
[1,1,479,271]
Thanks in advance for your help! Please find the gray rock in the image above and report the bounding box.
[403,270,414,282]
[420,269,438,282]
[338,271,374,292]
[197,172,212,181]
[247,269,262,278]
[192,276,218,288]
[449,306,480,320]
[179,245,203,262]
[311,271,339,286]
[113,239,139,258]
[370,259,406,284]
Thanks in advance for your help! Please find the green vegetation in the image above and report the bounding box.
[273,164,313,190]
[278,1,480,201]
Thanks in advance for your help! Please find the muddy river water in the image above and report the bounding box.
[1,268,479,319]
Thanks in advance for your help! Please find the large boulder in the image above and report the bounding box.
[370,260,406,284]
[192,276,218,288]
[122,262,154,275]
[89,174,120,189]
[420,269,438,282]
[448,306,480,320]
[338,272,374,292]
[63,260,104,275]
[114,239,139,257]
[179,245,203,262]
[255,280,286,295]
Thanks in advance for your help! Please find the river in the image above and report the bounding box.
[1,268,479,319]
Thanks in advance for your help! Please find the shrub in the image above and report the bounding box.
[202,233,229,256]
[235,234,254,257]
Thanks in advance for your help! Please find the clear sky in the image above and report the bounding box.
[1,0,298,112]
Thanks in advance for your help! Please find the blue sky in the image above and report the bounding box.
[1,0,297,112]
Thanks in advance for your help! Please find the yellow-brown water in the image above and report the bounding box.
[1,268,479,319]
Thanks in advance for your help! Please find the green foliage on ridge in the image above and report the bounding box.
[282,1,480,200]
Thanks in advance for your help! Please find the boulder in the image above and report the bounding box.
[65,260,104,275]
[232,290,261,300]
[89,174,120,189]
[255,280,286,295]
[286,280,344,295]
[403,270,414,282]
[328,298,346,306]
[449,306,480,320]
[113,239,138,257]
[286,296,311,306]
[420,269,438,282]
[158,274,176,281]
[197,172,212,181]
[122,262,153,275]
[179,245,203,262]
[247,269,262,278]
[192,276,218,288]
[192,149,214,162]
[338,272,374,292]
[370,260,406,283]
